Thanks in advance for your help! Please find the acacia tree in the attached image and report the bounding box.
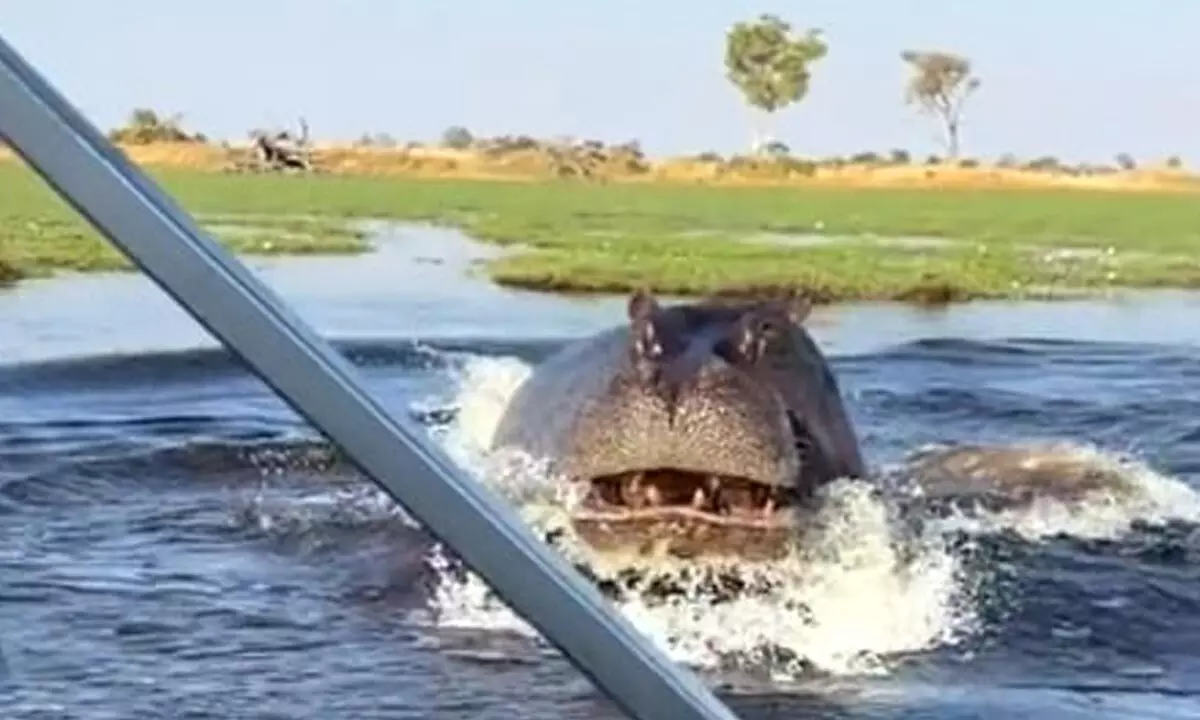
[724,14,828,154]
[900,50,981,160]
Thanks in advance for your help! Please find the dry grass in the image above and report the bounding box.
[2,141,1196,194]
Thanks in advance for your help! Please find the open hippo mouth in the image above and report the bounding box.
[569,468,799,561]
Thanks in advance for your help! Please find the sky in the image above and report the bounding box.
[5,1,1200,164]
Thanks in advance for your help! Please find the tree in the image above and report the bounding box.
[900,50,981,160]
[724,14,828,154]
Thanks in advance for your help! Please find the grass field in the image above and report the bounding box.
[4,160,1200,303]
[0,164,370,286]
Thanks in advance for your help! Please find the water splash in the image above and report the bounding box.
[233,349,1200,681]
[912,443,1200,541]
[419,355,979,679]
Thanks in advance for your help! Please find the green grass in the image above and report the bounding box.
[4,162,1200,302]
[0,165,370,279]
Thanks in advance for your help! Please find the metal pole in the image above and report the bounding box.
[0,34,741,720]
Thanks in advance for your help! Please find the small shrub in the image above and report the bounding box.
[762,140,791,157]
[1025,156,1060,171]
[889,149,911,165]
[1114,153,1136,171]
[849,151,884,165]
[724,154,815,179]
[108,107,206,144]
[441,125,474,150]
[353,132,399,148]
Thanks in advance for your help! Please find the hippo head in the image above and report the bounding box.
[561,290,826,561]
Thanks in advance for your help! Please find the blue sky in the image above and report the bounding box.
[6,1,1199,164]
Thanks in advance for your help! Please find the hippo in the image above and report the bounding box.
[897,441,1142,515]
[489,289,867,562]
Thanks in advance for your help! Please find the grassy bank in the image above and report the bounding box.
[0,164,371,280]
[3,161,1200,302]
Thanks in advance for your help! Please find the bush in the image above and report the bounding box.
[780,157,818,176]
[441,125,474,150]
[1025,156,1060,171]
[849,151,884,165]
[107,108,206,144]
[725,154,816,179]
[354,132,399,148]
[762,140,791,156]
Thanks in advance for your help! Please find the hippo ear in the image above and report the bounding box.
[627,288,659,324]
[776,288,812,326]
[734,308,775,364]
[627,288,664,361]
[632,315,664,362]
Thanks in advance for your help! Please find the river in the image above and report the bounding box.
[1,222,1198,719]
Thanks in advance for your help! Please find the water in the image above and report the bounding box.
[1,222,1199,719]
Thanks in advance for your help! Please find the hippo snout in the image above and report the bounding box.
[562,356,800,488]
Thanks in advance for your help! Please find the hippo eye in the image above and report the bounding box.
[755,317,778,338]
[635,337,663,358]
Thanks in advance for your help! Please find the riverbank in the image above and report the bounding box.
[3,156,1200,303]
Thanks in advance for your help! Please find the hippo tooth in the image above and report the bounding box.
[705,475,722,492]
[691,488,706,509]
[645,485,662,506]
[762,498,776,516]
[621,473,646,507]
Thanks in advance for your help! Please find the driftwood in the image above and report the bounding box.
[223,117,321,174]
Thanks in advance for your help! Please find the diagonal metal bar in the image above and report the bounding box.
[0,33,741,720]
